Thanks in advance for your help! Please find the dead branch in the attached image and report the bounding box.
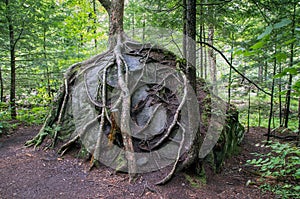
[198,41,271,96]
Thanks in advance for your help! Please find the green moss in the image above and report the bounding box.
[184,171,206,188]
[77,145,90,159]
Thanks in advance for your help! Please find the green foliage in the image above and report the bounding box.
[247,141,300,198]
[0,111,18,135]
[17,106,49,125]
[184,173,206,188]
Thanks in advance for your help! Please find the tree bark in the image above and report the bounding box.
[267,45,277,141]
[6,0,17,119]
[208,24,217,90]
[182,0,187,58]
[98,0,124,47]
[0,66,3,102]
[284,1,296,128]
[93,0,98,49]
[198,0,204,78]
[186,0,197,90]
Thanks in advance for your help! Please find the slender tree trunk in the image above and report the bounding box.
[6,0,17,119]
[264,61,268,82]
[247,87,251,133]
[93,0,97,49]
[142,14,145,42]
[228,36,233,104]
[267,47,277,141]
[199,24,203,78]
[199,1,204,78]
[203,26,207,79]
[182,0,187,58]
[258,63,263,83]
[284,1,296,128]
[208,24,217,91]
[0,66,3,102]
[278,59,283,126]
[258,91,261,127]
[9,26,16,119]
[43,27,52,100]
[186,0,196,90]
[298,97,300,136]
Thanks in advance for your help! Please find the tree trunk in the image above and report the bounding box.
[198,1,204,78]
[93,0,97,49]
[284,1,296,128]
[43,26,52,100]
[186,0,196,90]
[228,35,233,104]
[98,0,124,47]
[258,63,263,83]
[6,0,17,119]
[267,45,277,141]
[208,24,217,90]
[278,57,283,126]
[203,25,207,79]
[182,0,187,58]
[0,66,3,102]
[298,97,300,137]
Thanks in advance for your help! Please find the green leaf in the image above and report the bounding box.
[284,38,296,45]
[243,50,256,56]
[251,41,265,50]
[274,18,292,29]
[257,25,273,39]
[292,80,300,95]
[274,67,298,78]
[274,52,287,62]
[294,186,300,191]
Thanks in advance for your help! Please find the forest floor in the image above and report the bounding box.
[0,125,277,199]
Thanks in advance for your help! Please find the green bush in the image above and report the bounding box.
[17,106,48,125]
[0,112,10,135]
[247,141,300,199]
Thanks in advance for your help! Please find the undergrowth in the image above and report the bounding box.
[247,141,300,199]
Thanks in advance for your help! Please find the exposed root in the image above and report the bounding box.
[151,75,188,150]
[52,79,69,147]
[114,35,136,180]
[89,67,107,169]
[24,131,49,148]
[58,114,102,155]
[156,121,185,185]
[139,181,162,198]
[27,34,198,183]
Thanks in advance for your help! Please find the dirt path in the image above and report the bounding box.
[0,125,275,199]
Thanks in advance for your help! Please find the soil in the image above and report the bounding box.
[0,125,276,199]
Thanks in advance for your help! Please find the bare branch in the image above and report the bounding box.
[198,41,271,96]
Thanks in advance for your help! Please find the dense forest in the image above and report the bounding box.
[0,0,299,198]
